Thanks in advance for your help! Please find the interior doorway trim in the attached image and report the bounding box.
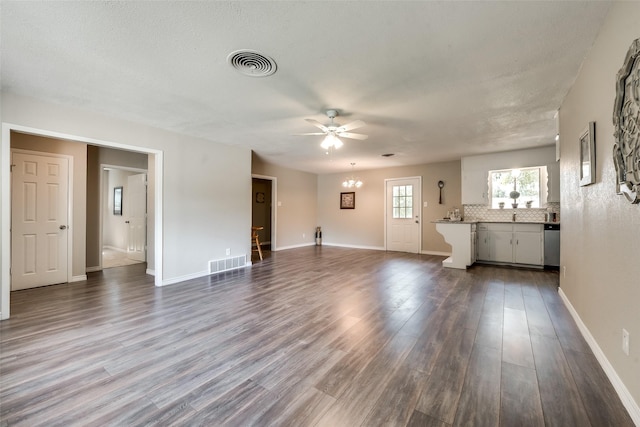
[251,174,277,251]
[1,123,164,320]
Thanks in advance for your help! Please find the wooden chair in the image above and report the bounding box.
[251,226,263,261]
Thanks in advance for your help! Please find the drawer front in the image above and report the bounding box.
[486,223,513,232]
[514,223,543,232]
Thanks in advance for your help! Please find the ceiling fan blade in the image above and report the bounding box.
[338,120,365,132]
[305,118,329,132]
[293,132,326,136]
[338,132,368,140]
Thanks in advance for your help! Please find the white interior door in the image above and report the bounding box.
[126,173,147,262]
[11,151,69,290]
[386,177,421,253]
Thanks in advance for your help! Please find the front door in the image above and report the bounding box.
[11,151,70,290]
[126,173,147,262]
[385,177,421,253]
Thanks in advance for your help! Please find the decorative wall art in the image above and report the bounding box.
[613,37,640,204]
[579,122,596,186]
[340,192,355,209]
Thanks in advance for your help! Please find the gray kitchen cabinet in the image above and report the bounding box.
[476,223,543,266]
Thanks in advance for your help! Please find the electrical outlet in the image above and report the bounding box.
[302,233,305,238]
[423,201,428,207]
[226,248,230,256]
[622,329,630,356]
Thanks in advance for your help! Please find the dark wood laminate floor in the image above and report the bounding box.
[0,247,634,426]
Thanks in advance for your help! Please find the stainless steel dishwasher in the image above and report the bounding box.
[544,223,560,270]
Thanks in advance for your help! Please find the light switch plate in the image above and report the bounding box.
[622,329,630,356]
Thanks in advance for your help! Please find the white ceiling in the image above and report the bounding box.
[1,1,611,174]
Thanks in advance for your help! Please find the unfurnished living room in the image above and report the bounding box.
[1,2,639,426]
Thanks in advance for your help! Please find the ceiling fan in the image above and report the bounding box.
[297,109,368,149]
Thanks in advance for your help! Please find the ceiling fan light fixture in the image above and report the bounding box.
[321,133,343,149]
[298,110,367,150]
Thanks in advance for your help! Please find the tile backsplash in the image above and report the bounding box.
[463,203,560,223]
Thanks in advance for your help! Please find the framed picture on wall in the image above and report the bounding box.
[579,121,596,186]
[113,186,123,215]
[340,192,355,209]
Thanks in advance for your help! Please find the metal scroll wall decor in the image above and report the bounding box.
[613,38,640,204]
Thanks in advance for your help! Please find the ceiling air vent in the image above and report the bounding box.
[227,49,277,77]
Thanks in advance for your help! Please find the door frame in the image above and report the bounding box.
[97,164,148,271]
[1,123,164,320]
[10,148,74,287]
[251,174,277,251]
[384,176,423,253]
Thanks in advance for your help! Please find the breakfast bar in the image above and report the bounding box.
[433,220,477,269]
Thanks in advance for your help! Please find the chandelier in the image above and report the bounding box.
[342,163,363,188]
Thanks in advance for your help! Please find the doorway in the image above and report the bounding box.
[1,124,164,320]
[251,174,277,255]
[101,167,147,269]
[385,176,422,253]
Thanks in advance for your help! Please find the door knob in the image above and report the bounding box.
[125,221,130,224]
[415,220,419,224]
[59,225,67,230]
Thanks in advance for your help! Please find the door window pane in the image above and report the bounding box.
[392,185,413,218]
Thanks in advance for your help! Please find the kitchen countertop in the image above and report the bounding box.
[433,220,560,225]
[477,221,560,225]
[432,220,477,224]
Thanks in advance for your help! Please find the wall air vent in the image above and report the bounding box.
[227,49,277,77]
[209,254,247,274]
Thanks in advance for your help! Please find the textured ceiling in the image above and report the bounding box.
[1,1,611,174]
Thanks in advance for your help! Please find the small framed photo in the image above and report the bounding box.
[113,186,123,215]
[340,192,355,209]
[579,122,596,186]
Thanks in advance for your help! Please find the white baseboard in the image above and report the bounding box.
[558,288,640,425]
[146,268,155,276]
[161,270,209,286]
[320,242,386,251]
[421,250,451,256]
[85,266,102,273]
[70,275,87,283]
[273,242,316,251]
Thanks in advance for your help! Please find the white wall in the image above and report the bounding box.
[559,2,639,419]
[1,93,251,289]
[317,161,462,254]
[251,153,318,249]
